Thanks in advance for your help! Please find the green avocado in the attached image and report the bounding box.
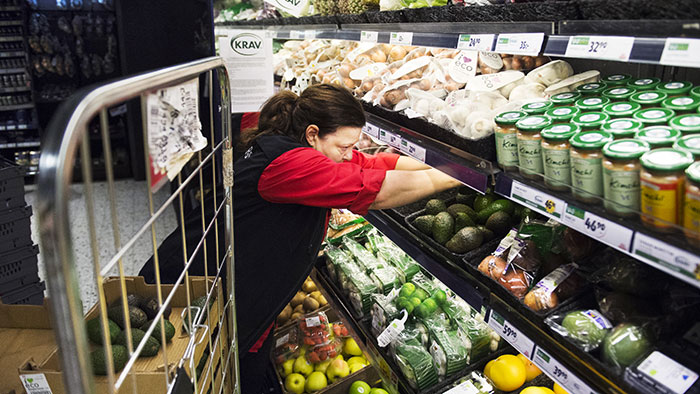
[602,324,652,368]
[445,227,483,254]
[477,199,515,223]
[86,318,121,345]
[473,194,495,212]
[91,345,128,375]
[141,319,176,343]
[108,305,148,329]
[454,212,475,231]
[455,191,477,206]
[476,225,494,242]
[424,199,447,215]
[414,215,436,235]
[485,211,512,235]
[446,204,476,220]
[115,328,161,357]
[432,212,454,245]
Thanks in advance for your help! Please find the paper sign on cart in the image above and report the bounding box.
[21,374,53,394]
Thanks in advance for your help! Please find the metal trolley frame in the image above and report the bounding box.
[36,57,240,394]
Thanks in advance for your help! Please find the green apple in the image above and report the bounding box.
[344,337,363,356]
[431,290,447,305]
[314,359,332,374]
[409,297,422,308]
[325,359,350,383]
[305,371,327,392]
[421,298,438,313]
[349,380,371,394]
[369,388,389,394]
[284,373,305,394]
[281,358,295,377]
[347,356,368,366]
[293,355,313,377]
[399,283,415,298]
[413,288,428,301]
[349,362,365,374]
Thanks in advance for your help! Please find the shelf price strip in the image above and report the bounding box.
[562,205,634,252]
[632,232,700,285]
[457,34,495,52]
[399,138,426,163]
[378,128,402,149]
[494,33,545,56]
[532,347,597,394]
[488,310,535,358]
[360,31,379,43]
[564,35,635,62]
[660,38,700,68]
[509,180,566,219]
[362,123,380,139]
[389,32,413,46]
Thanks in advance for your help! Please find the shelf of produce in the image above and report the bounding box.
[494,172,700,290]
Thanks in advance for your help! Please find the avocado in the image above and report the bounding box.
[476,199,515,223]
[473,194,495,212]
[455,192,477,206]
[445,227,484,253]
[110,294,145,309]
[454,212,475,231]
[86,318,121,345]
[139,297,172,320]
[141,319,176,343]
[485,211,512,235]
[446,204,477,220]
[91,345,128,375]
[116,328,161,357]
[108,304,148,329]
[476,225,495,242]
[413,215,436,235]
[424,199,447,215]
[432,212,454,245]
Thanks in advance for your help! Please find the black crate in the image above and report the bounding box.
[0,244,40,292]
[0,158,26,211]
[0,205,33,253]
[0,280,45,305]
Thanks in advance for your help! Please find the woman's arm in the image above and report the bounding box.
[394,156,431,171]
[369,169,461,210]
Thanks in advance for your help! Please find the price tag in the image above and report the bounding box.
[304,30,316,39]
[379,129,401,149]
[377,310,408,347]
[457,34,495,52]
[0,125,5,131]
[532,347,597,394]
[360,31,378,43]
[17,124,26,130]
[660,38,700,68]
[510,180,566,219]
[305,316,321,327]
[399,139,426,163]
[494,33,545,56]
[20,374,54,394]
[289,30,304,39]
[275,333,290,348]
[488,310,535,358]
[564,35,635,62]
[363,123,380,138]
[390,32,413,46]
[637,351,698,394]
[562,205,634,251]
[632,233,700,284]
[6,124,15,130]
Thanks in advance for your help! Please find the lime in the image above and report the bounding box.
[421,298,438,313]
[397,299,414,314]
[409,297,422,308]
[412,288,429,301]
[431,290,447,305]
[399,283,416,298]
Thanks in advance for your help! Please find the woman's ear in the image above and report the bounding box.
[305,124,320,147]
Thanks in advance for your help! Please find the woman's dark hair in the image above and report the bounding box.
[241,84,366,148]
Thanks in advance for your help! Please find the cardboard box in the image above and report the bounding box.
[19,276,226,394]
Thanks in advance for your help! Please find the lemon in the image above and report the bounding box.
[489,355,526,391]
[517,353,543,382]
[553,383,569,394]
[520,387,555,394]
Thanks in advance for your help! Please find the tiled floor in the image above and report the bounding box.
[26,180,178,312]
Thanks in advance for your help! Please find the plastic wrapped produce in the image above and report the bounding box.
[442,371,495,394]
[524,60,574,87]
[393,337,440,390]
[336,261,379,316]
[324,246,354,282]
[370,266,403,295]
[306,337,343,363]
[590,255,667,297]
[273,327,301,364]
[428,328,469,377]
[371,234,422,280]
[546,309,613,352]
[371,293,400,336]
[523,263,582,312]
[460,317,497,362]
[602,323,653,370]
[342,237,383,271]
[299,311,332,347]
[329,209,366,231]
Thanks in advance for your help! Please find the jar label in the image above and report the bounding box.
[518,138,543,174]
[610,88,629,95]
[644,110,666,119]
[583,98,602,105]
[609,120,633,129]
[680,116,700,127]
[684,190,700,235]
[639,92,659,100]
[580,114,601,122]
[552,108,572,116]
[495,132,519,166]
[635,79,654,86]
[664,82,684,90]
[603,168,640,213]
[543,148,571,186]
[612,103,633,111]
[571,156,604,198]
[555,93,575,99]
[672,97,694,105]
[641,179,682,226]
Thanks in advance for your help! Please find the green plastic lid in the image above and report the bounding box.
[521,101,553,115]
[656,81,693,95]
[627,78,661,91]
[602,87,636,101]
[576,82,608,95]
[541,123,581,141]
[550,92,582,105]
[686,162,700,184]
[575,96,611,112]
[569,130,613,150]
[669,114,700,133]
[635,126,682,148]
[674,135,700,158]
[603,139,651,160]
[545,106,580,121]
[602,101,642,117]
[633,108,676,125]
[691,86,700,100]
[601,118,644,138]
[662,96,700,112]
[572,112,610,129]
[630,91,668,106]
[495,110,527,125]
[640,148,694,172]
[602,74,632,86]
[516,115,552,131]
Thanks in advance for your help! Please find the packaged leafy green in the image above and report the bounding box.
[324,246,354,282]
[445,371,495,394]
[343,237,384,271]
[335,260,378,316]
[370,293,400,336]
[371,234,421,280]
[410,272,438,296]
[458,317,495,363]
[394,337,439,390]
[429,328,469,377]
[326,223,373,245]
[370,266,402,295]
[328,209,367,231]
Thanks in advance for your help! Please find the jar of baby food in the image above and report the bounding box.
[627,77,661,91]
[541,124,580,191]
[656,81,693,98]
[661,96,700,114]
[633,108,676,126]
[669,114,700,134]
[602,139,650,217]
[602,101,641,119]
[576,82,608,96]
[575,96,610,112]
[602,87,636,102]
[495,111,527,171]
[635,126,682,149]
[572,112,610,131]
[569,130,614,204]
[674,135,700,161]
[601,118,644,139]
[545,106,580,124]
[521,101,553,115]
[550,92,581,107]
[630,91,668,108]
[516,115,552,179]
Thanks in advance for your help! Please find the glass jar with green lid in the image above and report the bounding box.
[630,91,668,108]
[602,118,644,139]
[633,108,676,126]
[545,106,580,124]
[635,126,681,148]
[550,92,581,107]
[691,86,700,100]
[516,115,552,179]
[640,148,694,232]
[662,97,700,115]
[683,162,700,243]
[541,124,580,191]
[656,81,693,98]
[602,139,650,217]
[576,82,608,96]
[494,110,527,171]
[627,77,661,91]
[674,135,700,161]
[569,130,613,204]
[575,96,610,112]
[602,87,636,102]
[521,101,553,115]
[572,112,610,131]
[602,101,642,119]
[602,74,632,86]
[669,114,700,134]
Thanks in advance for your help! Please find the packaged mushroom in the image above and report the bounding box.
[524,59,574,87]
